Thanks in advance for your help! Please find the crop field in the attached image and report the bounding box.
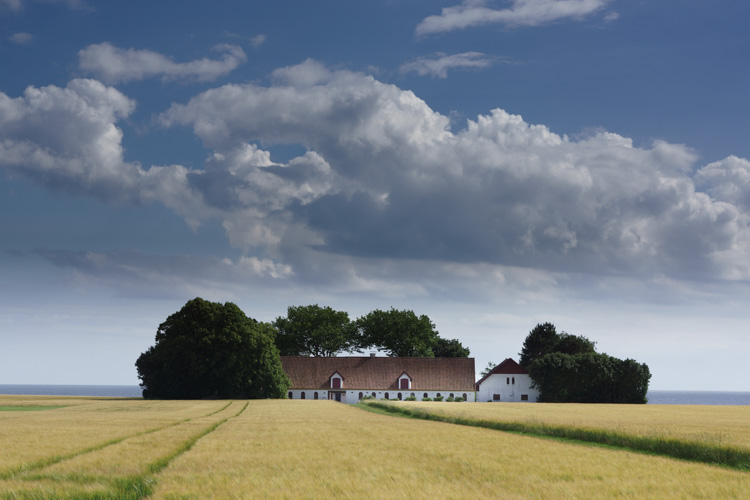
[379,400,750,449]
[0,396,748,499]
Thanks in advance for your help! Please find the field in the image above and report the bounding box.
[0,396,748,499]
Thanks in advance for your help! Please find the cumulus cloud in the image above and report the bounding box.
[160,60,750,282]
[5,62,750,288]
[0,0,23,10]
[9,32,33,45]
[28,249,293,299]
[400,52,498,78]
[250,34,266,49]
[78,42,247,84]
[416,0,610,36]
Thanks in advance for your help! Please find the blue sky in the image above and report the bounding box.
[2,0,749,391]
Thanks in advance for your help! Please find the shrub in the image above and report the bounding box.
[405,396,417,401]
[433,396,444,402]
[446,397,455,402]
[422,397,432,402]
[454,396,464,402]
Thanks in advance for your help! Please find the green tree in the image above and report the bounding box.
[479,361,497,378]
[356,308,439,357]
[135,298,289,399]
[528,352,651,404]
[518,322,559,368]
[433,337,471,357]
[555,332,597,356]
[274,304,358,357]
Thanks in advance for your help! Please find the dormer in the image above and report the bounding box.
[330,371,344,389]
[398,371,412,390]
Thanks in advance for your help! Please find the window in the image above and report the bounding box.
[411,393,415,398]
[493,394,500,401]
[512,377,515,384]
[301,392,306,400]
[521,394,529,401]
[288,392,293,399]
[400,378,409,390]
[385,392,389,399]
[449,393,454,398]
[359,392,363,400]
[314,392,318,400]
[372,392,376,398]
[436,393,441,398]
[398,393,402,400]
[424,393,428,399]
[463,393,468,400]
[507,377,510,384]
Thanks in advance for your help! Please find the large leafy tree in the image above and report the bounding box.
[518,322,559,368]
[135,298,289,399]
[528,352,651,404]
[520,321,650,403]
[433,337,471,357]
[519,323,596,368]
[356,308,440,357]
[274,304,358,357]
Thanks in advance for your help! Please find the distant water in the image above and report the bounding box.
[0,385,142,398]
[647,390,750,405]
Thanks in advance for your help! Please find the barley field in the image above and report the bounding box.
[389,400,750,449]
[1,396,748,499]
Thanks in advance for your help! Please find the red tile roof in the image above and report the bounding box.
[474,358,528,389]
[281,356,475,391]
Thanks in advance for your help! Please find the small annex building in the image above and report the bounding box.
[281,356,476,404]
[475,358,539,402]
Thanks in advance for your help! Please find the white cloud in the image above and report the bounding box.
[251,34,267,49]
[5,62,750,291]
[160,61,750,283]
[0,0,23,10]
[78,42,247,84]
[9,32,33,45]
[400,52,498,78]
[416,0,610,36]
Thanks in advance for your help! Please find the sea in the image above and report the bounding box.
[0,385,749,404]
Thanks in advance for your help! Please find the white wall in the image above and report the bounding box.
[286,389,476,404]
[476,373,539,402]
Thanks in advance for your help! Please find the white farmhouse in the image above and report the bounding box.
[281,356,476,404]
[475,358,539,402]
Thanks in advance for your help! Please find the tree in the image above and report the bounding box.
[518,322,558,368]
[135,298,289,399]
[356,308,439,357]
[274,304,358,357]
[555,332,597,356]
[528,352,651,404]
[479,361,497,378]
[433,337,471,357]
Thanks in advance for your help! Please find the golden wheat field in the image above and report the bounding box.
[392,400,750,449]
[1,396,748,499]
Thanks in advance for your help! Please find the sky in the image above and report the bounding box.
[1,0,749,391]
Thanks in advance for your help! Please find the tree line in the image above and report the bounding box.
[135,299,650,402]
[135,298,469,399]
[518,322,651,404]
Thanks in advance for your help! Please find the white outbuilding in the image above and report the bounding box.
[475,358,539,402]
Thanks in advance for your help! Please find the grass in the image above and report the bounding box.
[0,406,66,412]
[361,400,750,471]
[1,396,748,498]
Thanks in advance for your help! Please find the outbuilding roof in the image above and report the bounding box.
[281,356,475,391]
